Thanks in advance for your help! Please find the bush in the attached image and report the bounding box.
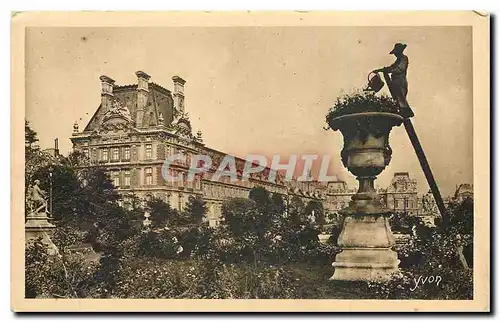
[366,267,473,300]
[114,257,299,299]
[25,238,99,298]
[367,198,474,299]
[326,91,400,128]
[136,229,181,259]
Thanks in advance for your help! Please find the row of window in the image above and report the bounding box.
[121,193,187,212]
[393,199,415,209]
[111,168,152,187]
[110,168,202,189]
[111,169,132,187]
[82,145,152,162]
[82,144,193,163]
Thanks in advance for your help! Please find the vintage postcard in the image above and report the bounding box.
[11,11,490,312]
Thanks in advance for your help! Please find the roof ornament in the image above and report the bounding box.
[102,98,132,122]
[158,112,164,126]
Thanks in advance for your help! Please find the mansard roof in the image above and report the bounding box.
[83,83,174,133]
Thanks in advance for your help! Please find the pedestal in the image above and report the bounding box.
[331,215,400,281]
[25,213,57,255]
[327,110,404,282]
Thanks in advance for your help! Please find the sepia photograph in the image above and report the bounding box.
[11,11,490,312]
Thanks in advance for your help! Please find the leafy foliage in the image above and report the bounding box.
[325,91,400,129]
[24,124,474,300]
[367,197,474,299]
[25,120,39,152]
[183,194,207,224]
[25,238,99,298]
[146,197,176,229]
[304,200,326,226]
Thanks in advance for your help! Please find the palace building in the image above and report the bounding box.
[71,71,309,226]
[70,71,435,226]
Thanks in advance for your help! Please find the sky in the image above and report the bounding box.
[25,26,473,197]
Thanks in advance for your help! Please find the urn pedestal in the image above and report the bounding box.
[328,112,403,281]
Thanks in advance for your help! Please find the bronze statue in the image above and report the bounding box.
[373,43,412,115]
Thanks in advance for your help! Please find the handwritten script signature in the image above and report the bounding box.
[410,275,442,291]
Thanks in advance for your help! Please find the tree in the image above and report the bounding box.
[442,197,473,236]
[147,197,178,228]
[31,159,134,252]
[248,186,272,214]
[221,198,259,239]
[66,150,90,168]
[270,193,286,217]
[288,195,306,226]
[25,120,39,152]
[32,164,79,222]
[304,200,325,226]
[248,186,276,240]
[183,195,207,224]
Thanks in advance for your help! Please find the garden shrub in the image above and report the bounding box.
[25,238,99,298]
[326,91,400,128]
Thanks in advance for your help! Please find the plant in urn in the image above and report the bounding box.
[326,92,403,281]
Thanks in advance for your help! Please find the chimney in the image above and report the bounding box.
[172,76,186,114]
[54,138,59,156]
[135,71,151,128]
[99,75,115,114]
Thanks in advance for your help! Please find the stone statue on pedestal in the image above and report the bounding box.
[28,179,48,216]
[25,179,56,250]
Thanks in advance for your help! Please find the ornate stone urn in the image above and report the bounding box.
[326,93,403,281]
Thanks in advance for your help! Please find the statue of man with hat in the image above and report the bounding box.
[373,43,413,116]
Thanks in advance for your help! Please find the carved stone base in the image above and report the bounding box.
[330,215,400,281]
[25,213,57,255]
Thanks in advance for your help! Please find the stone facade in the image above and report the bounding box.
[382,172,419,215]
[71,72,316,226]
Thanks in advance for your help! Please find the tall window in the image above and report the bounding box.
[195,175,201,190]
[113,172,120,187]
[112,147,120,161]
[124,170,131,186]
[145,167,153,185]
[145,144,152,159]
[178,171,184,187]
[123,146,130,160]
[82,148,89,158]
[167,168,174,185]
[102,149,108,161]
[178,150,185,164]
[178,194,183,211]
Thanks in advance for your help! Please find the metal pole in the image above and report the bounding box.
[382,72,447,219]
[49,171,53,217]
